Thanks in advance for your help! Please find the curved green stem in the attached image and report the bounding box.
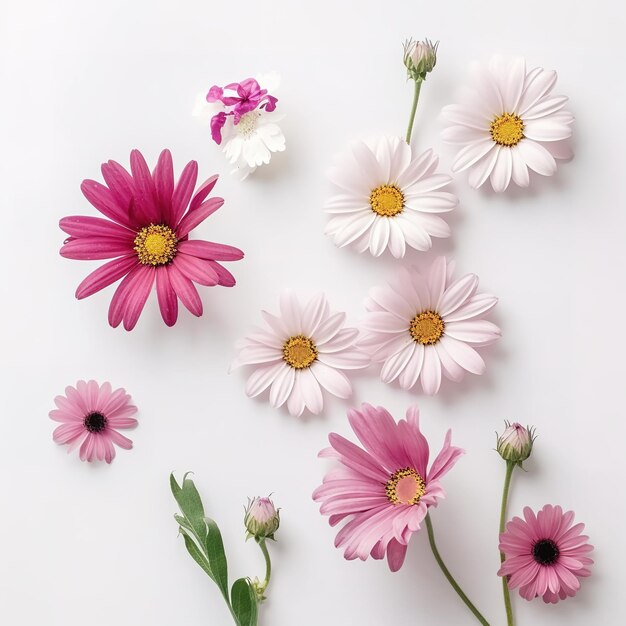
[258,538,272,592]
[499,462,515,626]
[425,513,491,626]
[405,79,422,144]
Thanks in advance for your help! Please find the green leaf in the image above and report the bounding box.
[231,578,258,626]
[174,514,194,535]
[180,528,214,582]
[170,472,207,542]
[205,518,229,599]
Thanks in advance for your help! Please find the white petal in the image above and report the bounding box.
[441,125,486,144]
[406,174,453,194]
[452,140,496,173]
[396,215,431,251]
[261,310,289,338]
[279,291,302,335]
[490,148,513,192]
[269,364,296,407]
[362,311,408,334]
[444,320,501,346]
[302,293,330,336]
[518,69,557,115]
[368,285,415,320]
[438,273,478,317]
[502,57,526,112]
[236,344,283,365]
[523,95,569,120]
[440,336,486,374]
[445,294,498,323]
[415,214,451,238]
[398,343,424,389]
[318,328,359,352]
[510,147,530,187]
[441,104,490,129]
[243,136,271,167]
[434,342,465,382]
[298,368,324,414]
[368,217,390,257]
[314,312,348,344]
[517,139,557,175]
[404,192,457,213]
[327,212,376,247]
[467,145,501,189]
[396,149,438,187]
[351,140,386,186]
[420,346,442,395]
[311,362,352,398]
[245,361,286,397]
[389,140,412,181]
[256,123,286,153]
[286,376,306,416]
[380,342,415,383]
[387,219,406,258]
[524,119,572,142]
[547,139,574,161]
[317,351,370,370]
[426,257,447,310]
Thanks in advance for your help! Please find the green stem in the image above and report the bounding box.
[258,538,272,592]
[425,513,491,626]
[405,79,422,144]
[499,462,515,626]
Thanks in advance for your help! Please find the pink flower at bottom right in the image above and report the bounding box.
[498,504,594,603]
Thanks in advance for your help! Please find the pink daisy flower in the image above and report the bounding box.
[359,256,501,395]
[313,403,463,571]
[499,505,594,603]
[232,292,369,417]
[50,380,138,464]
[60,149,244,330]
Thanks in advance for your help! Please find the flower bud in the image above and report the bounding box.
[403,38,439,81]
[496,421,536,465]
[244,496,280,540]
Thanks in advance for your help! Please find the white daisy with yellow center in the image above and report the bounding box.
[324,136,457,258]
[232,292,369,416]
[441,56,574,192]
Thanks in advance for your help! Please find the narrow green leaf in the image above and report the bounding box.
[205,518,229,599]
[180,528,215,583]
[231,578,258,626]
[174,514,194,535]
[170,472,207,542]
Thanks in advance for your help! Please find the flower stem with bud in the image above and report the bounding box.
[499,462,516,626]
[405,80,422,144]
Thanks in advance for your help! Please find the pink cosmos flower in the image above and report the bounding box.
[50,380,138,464]
[313,403,463,571]
[60,149,244,330]
[232,292,369,416]
[359,257,501,395]
[499,505,594,603]
[207,78,278,144]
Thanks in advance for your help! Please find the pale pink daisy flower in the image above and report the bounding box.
[441,56,574,191]
[499,505,594,603]
[360,256,500,395]
[313,403,463,571]
[232,292,369,417]
[60,149,244,330]
[50,380,138,464]
[324,136,457,258]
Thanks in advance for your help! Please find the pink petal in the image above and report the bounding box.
[129,149,158,225]
[173,253,219,286]
[176,197,224,238]
[122,265,155,331]
[153,149,175,223]
[167,264,203,316]
[207,261,236,287]
[59,216,135,240]
[177,239,244,261]
[80,179,132,228]
[60,238,132,260]
[156,266,178,326]
[171,160,199,226]
[189,174,219,211]
[75,255,139,299]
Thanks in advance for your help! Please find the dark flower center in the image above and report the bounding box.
[84,412,107,433]
[532,539,559,565]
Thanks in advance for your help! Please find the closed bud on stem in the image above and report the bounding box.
[496,421,536,466]
[403,38,439,81]
[244,496,280,540]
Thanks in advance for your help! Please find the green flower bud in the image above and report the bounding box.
[244,496,280,540]
[403,38,439,81]
[497,421,536,465]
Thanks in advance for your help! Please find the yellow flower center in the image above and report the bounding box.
[410,311,445,345]
[283,335,318,369]
[370,184,404,217]
[134,224,178,266]
[386,467,426,505]
[490,113,525,147]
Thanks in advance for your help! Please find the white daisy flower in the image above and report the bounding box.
[441,56,574,192]
[324,136,457,258]
[193,72,286,180]
[232,292,369,417]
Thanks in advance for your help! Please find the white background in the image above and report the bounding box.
[1,1,624,624]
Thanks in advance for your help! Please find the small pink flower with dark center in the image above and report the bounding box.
[207,78,278,144]
[50,380,138,464]
[313,403,463,571]
[499,505,594,603]
[59,149,244,330]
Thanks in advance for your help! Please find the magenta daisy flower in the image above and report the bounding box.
[50,380,138,464]
[499,505,594,603]
[60,149,244,330]
[313,403,463,571]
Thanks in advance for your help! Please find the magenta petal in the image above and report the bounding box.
[99,161,136,223]
[156,266,178,326]
[122,265,155,331]
[206,85,224,103]
[80,179,132,228]
[108,266,142,328]
[189,174,219,211]
[177,197,224,238]
[210,112,227,145]
[59,216,135,240]
[386,539,408,572]
[177,239,244,261]
[173,253,219,286]
[167,264,203,316]
[129,149,158,225]
[152,149,175,223]
[171,160,199,227]
[76,255,139,299]
[60,237,132,260]
[207,261,236,287]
